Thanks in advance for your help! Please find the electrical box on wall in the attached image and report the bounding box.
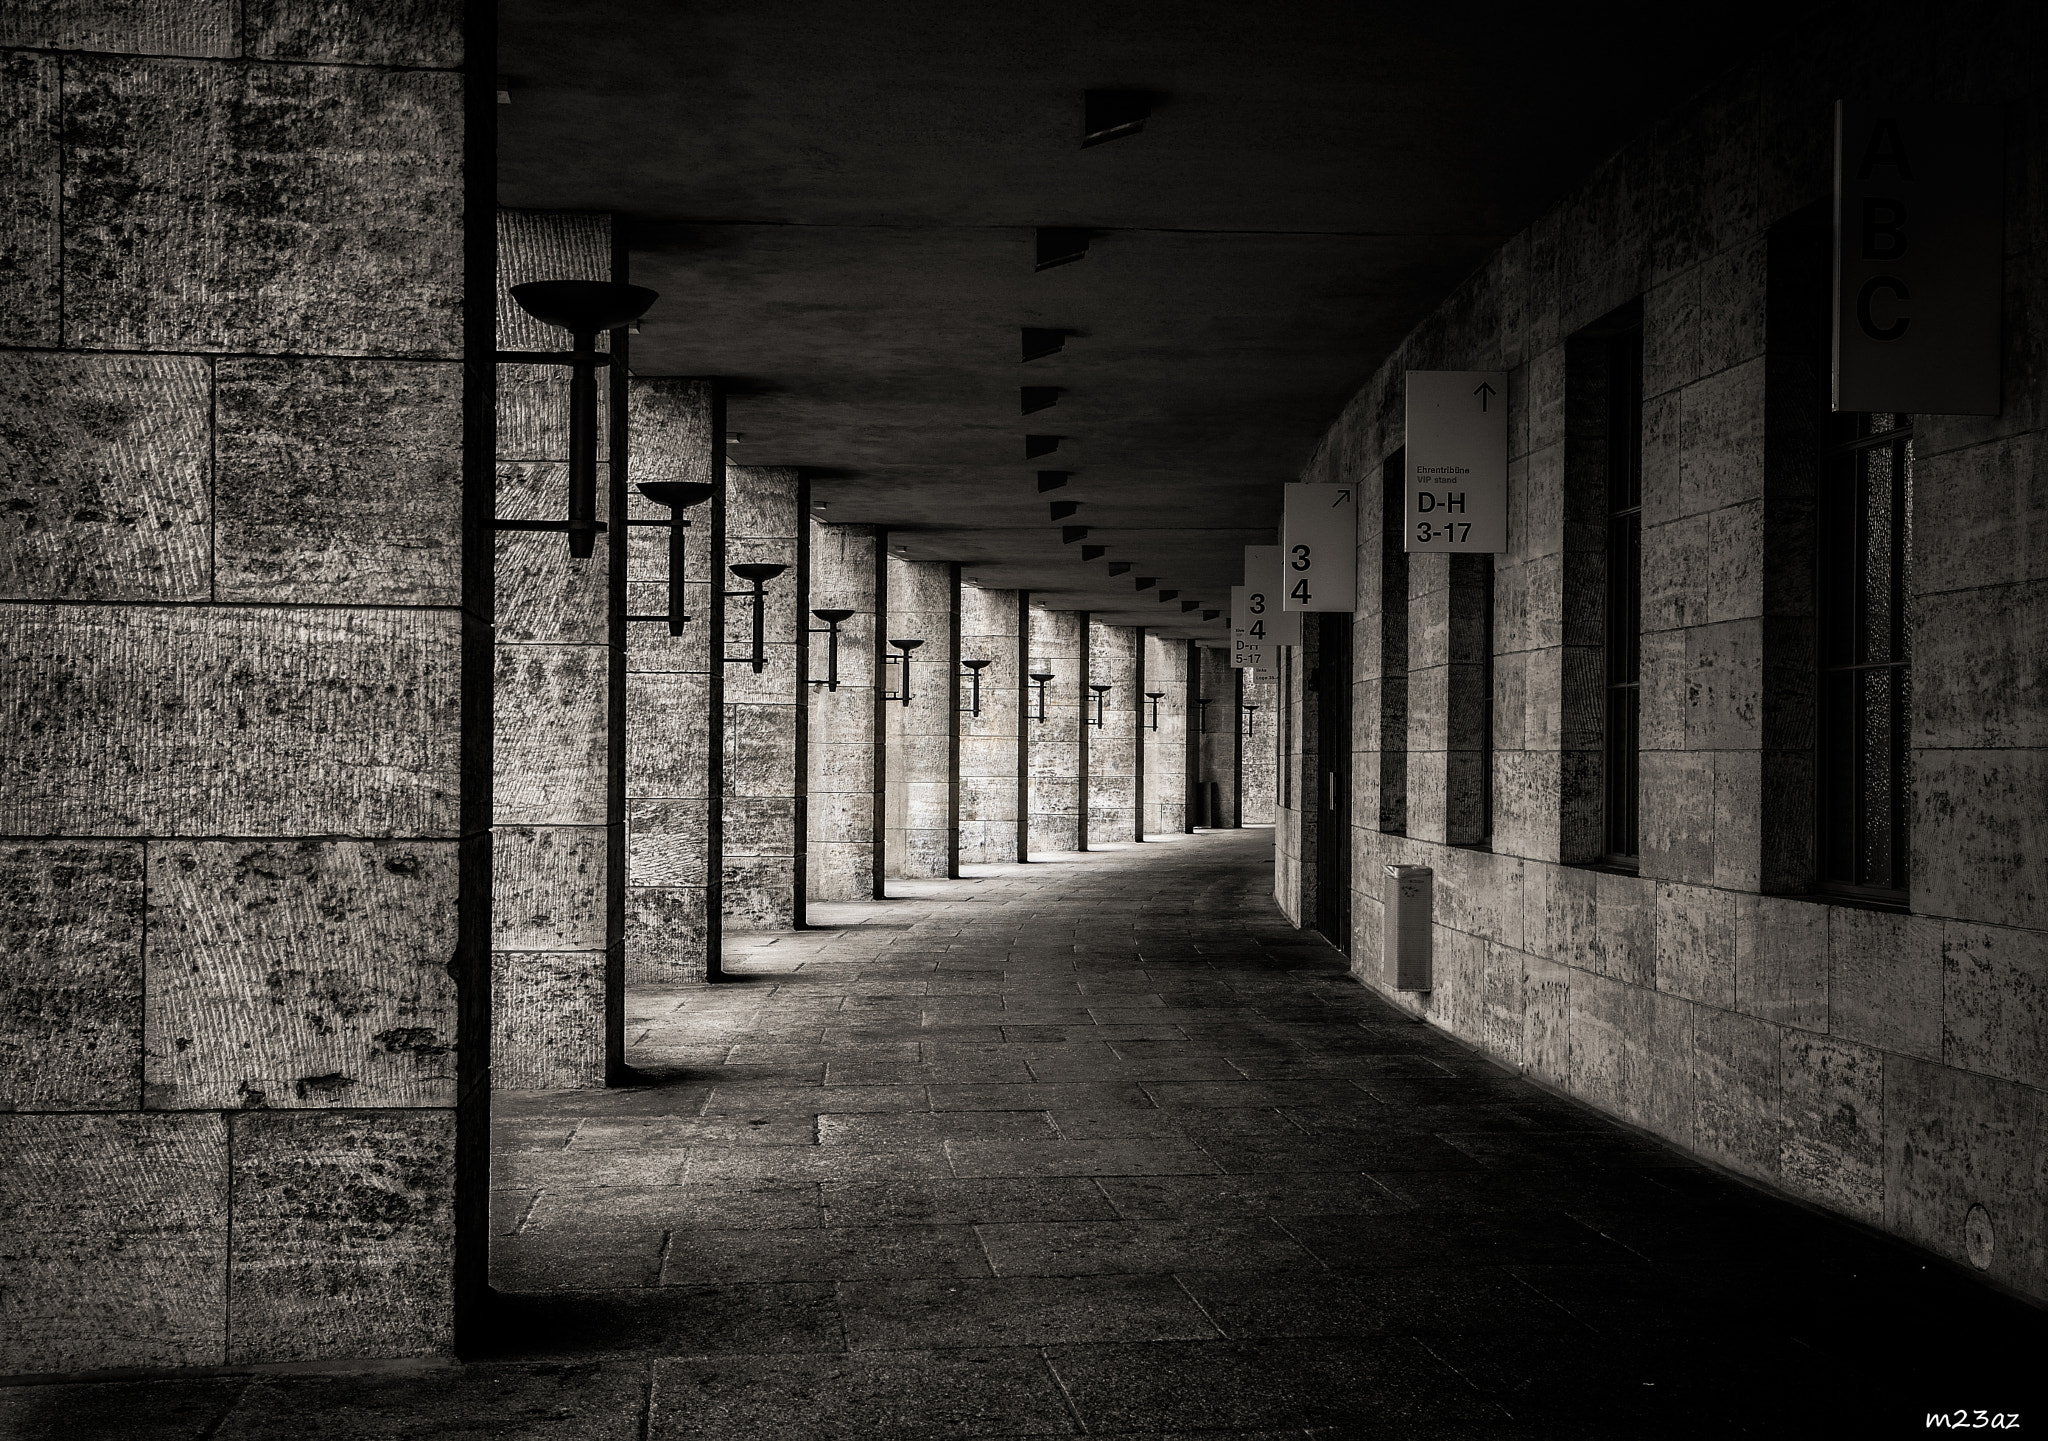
[1383,864,1432,991]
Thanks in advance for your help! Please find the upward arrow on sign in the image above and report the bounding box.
[1472,381,1496,411]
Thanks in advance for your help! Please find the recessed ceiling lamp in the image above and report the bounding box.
[1135,577,1156,590]
[1106,562,1131,576]
[1022,328,1069,362]
[1021,387,1060,414]
[1049,501,1080,521]
[1037,471,1071,492]
[1025,435,1062,459]
[1082,90,1152,147]
[1081,545,1107,561]
[1062,526,1088,544]
[1181,601,1200,612]
[1157,589,1178,601]
[1202,609,1220,620]
[1034,227,1091,270]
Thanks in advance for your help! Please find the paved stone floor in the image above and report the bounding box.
[7,829,2042,1438]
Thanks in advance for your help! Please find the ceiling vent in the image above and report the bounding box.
[1037,471,1071,492]
[1025,435,1062,459]
[1081,545,1108,561]
[1021,328,1068,362]
[1082,90,1152,147]
[1021,386,1060,414]
[1034,227,1092,270]
[1062,526,1089,544]
[1049,501,1080,521]
[1106,562,1131,576]
[1135,577,1157,590]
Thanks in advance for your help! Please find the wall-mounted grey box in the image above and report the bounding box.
[1383,864,1432,991]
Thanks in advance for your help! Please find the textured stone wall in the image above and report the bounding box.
[1026,608,1086,854]
[807,522,880,899]
[0,4,483,1373]
[1285,1,2048,1301]
[493,210,615,1089]
[1140,634,1189,835]
[723,466,804,927]
[625,379,720,978]
[884,557,955,879]
[959,584,1023,864]
[1085,622,1141,844]
[1241,666,1279,826]
[1194,646,1240,827]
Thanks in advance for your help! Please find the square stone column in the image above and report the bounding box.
[1027,608,1087,853]
[1085,621,1140,844]
[1195,645,1241,826]
[1242,665,1279,824]
[959,584,1023,863]
[884,556,956,879]
[807,522,881,900]
[624,378,721,980]
[1141,634,1190,834]
[723,465,805,928]
[0,11,485,1374]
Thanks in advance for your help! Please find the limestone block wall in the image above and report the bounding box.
[1027,607,1086,854]
[959,584,1023,864]
[807,522,881,900]
[1141,634,1190,835]
[1086,621,1141,844]
[884,557,956,879]
[492,211,616,1089]
[1281,1,2048,1302]
[624,379,720,979]
[1241,665,1278,825]
[723,466,804,928]
[0,5,485,1373]
[1194,646,1240,827]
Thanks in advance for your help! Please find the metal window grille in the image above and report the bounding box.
[1602,329,1644,864]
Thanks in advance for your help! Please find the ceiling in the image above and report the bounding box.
[499,0,1772,637]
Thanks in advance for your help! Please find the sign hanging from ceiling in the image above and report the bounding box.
[1405,370,1507,554]
[1834,100,2003,416]
[1280,483,1357,612]
[1243,546,1301,646]
[1230,585,1266,671]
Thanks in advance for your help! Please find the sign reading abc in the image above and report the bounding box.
[1835,100,2002,416]
[1405,370,1507,554]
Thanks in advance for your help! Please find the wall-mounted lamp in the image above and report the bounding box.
[724,563,788,672]
[1028,671,1055,723]
[1196,697,1214,733]
[1088,683,1112,728]
[626,481,714,634]
[1145,691,1165,732]
[884,638,924,705]
[960,658,991,717]
[809,608,855,691]
[1241,703,1260,739]
[499,280,658,558]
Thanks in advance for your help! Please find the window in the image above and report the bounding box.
[1602,328,1643,865]
[1378,450,1408,833]
[1818,412,1913,901]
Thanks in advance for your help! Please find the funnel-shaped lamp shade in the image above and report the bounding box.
[730,562,789,583]
[812,608,855,624]
[889,638,925,652]
[510,280,659,335]
[638,481,714,511]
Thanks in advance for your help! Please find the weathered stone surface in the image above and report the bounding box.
[0,1113,227,1373]
[0,351,210,600]
[1942,922,2048,1090]
[228,1109,455,1363]
[494,950,605,1090]
[495,644,608,827]
[1636,750,1714,885]
[0,52,61,345]
[497,210,613,352]
[1912,581,2047,750]
[1829,907,1942,1062]
[1521,952,1570,1087]
[245,0,464,66]
[723,857,796,930]
[727,704,797,798]
[63,58,462,356]
[726,796,797,858]
[1912,433,2047,593]
[1916,750,2048,932]
[1591,869,1651,986]
[2,604,463,837]
[625,887,706,984]
[0,2,238,54]
[1733,893,1828,1030]
[142,840,459,1110]
[0,841,144,1111]
[215,357,463,604]
[627,799,709,887]
[494,826,607,951]
[1652,881,1736,1008]
[1693,1006,1779,1181]
[626,672,710,798]
[496,464,609,642]
[1676,358,1766,516]
[1780,1031,1883,1224]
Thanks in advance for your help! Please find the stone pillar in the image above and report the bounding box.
[1027,607,1086,853]
[493,211,617,1089]
[1407,553,1490,845]
[0,9,484,1373]
[1086,621,1140,844]
[884,556,956,879]
[959,584,1023,864]
[1195,646,1240,826]
[722,466,804,929]
[1242,665,1279,824]
[806,522,881,900]
[1141,633,1190,834]
[624,379,721,981]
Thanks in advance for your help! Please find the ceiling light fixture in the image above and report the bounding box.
[1024,435,1062,459]
[1037,471,1071,492]
[1021,328,1068,362]
[1049,501,1080,521]
[1135,577,1156,590]
[1034,227,1091,270]
[1081,545,1107,561]
[1062,526,1088,544]
[1106,562,1130,576]
[1021,387,1060,414]
[1082,90,1152,147]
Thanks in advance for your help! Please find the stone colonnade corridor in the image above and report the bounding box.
[7,833,2037,1438]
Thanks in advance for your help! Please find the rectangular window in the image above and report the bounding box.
[1379,450,1408,833]
[1602,328,1644,865]
[1818,412,1913,902]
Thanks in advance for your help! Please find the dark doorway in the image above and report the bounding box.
[1313,612,1353,954]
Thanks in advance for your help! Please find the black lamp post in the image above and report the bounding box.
[960,658,991,716]
[1028,671,1055,722]
[629,481,714,633]
[1145,691,1165,731]
[724,563,788,672]
[1241,703,1260,738]
[884,639,924,704]
[809,608,854,691]
[501,280,658,558]
[1088,683,1112,728]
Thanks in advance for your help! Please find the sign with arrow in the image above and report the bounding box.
[1280,483,1358,612]
[1405,370,1508,553]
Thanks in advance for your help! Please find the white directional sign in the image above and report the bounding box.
[1243,546,1301,645]
[1834,100,2003,416]
[1281,483,1357,612]
[1405,370,1508,554]
[1230,585,1267,671]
